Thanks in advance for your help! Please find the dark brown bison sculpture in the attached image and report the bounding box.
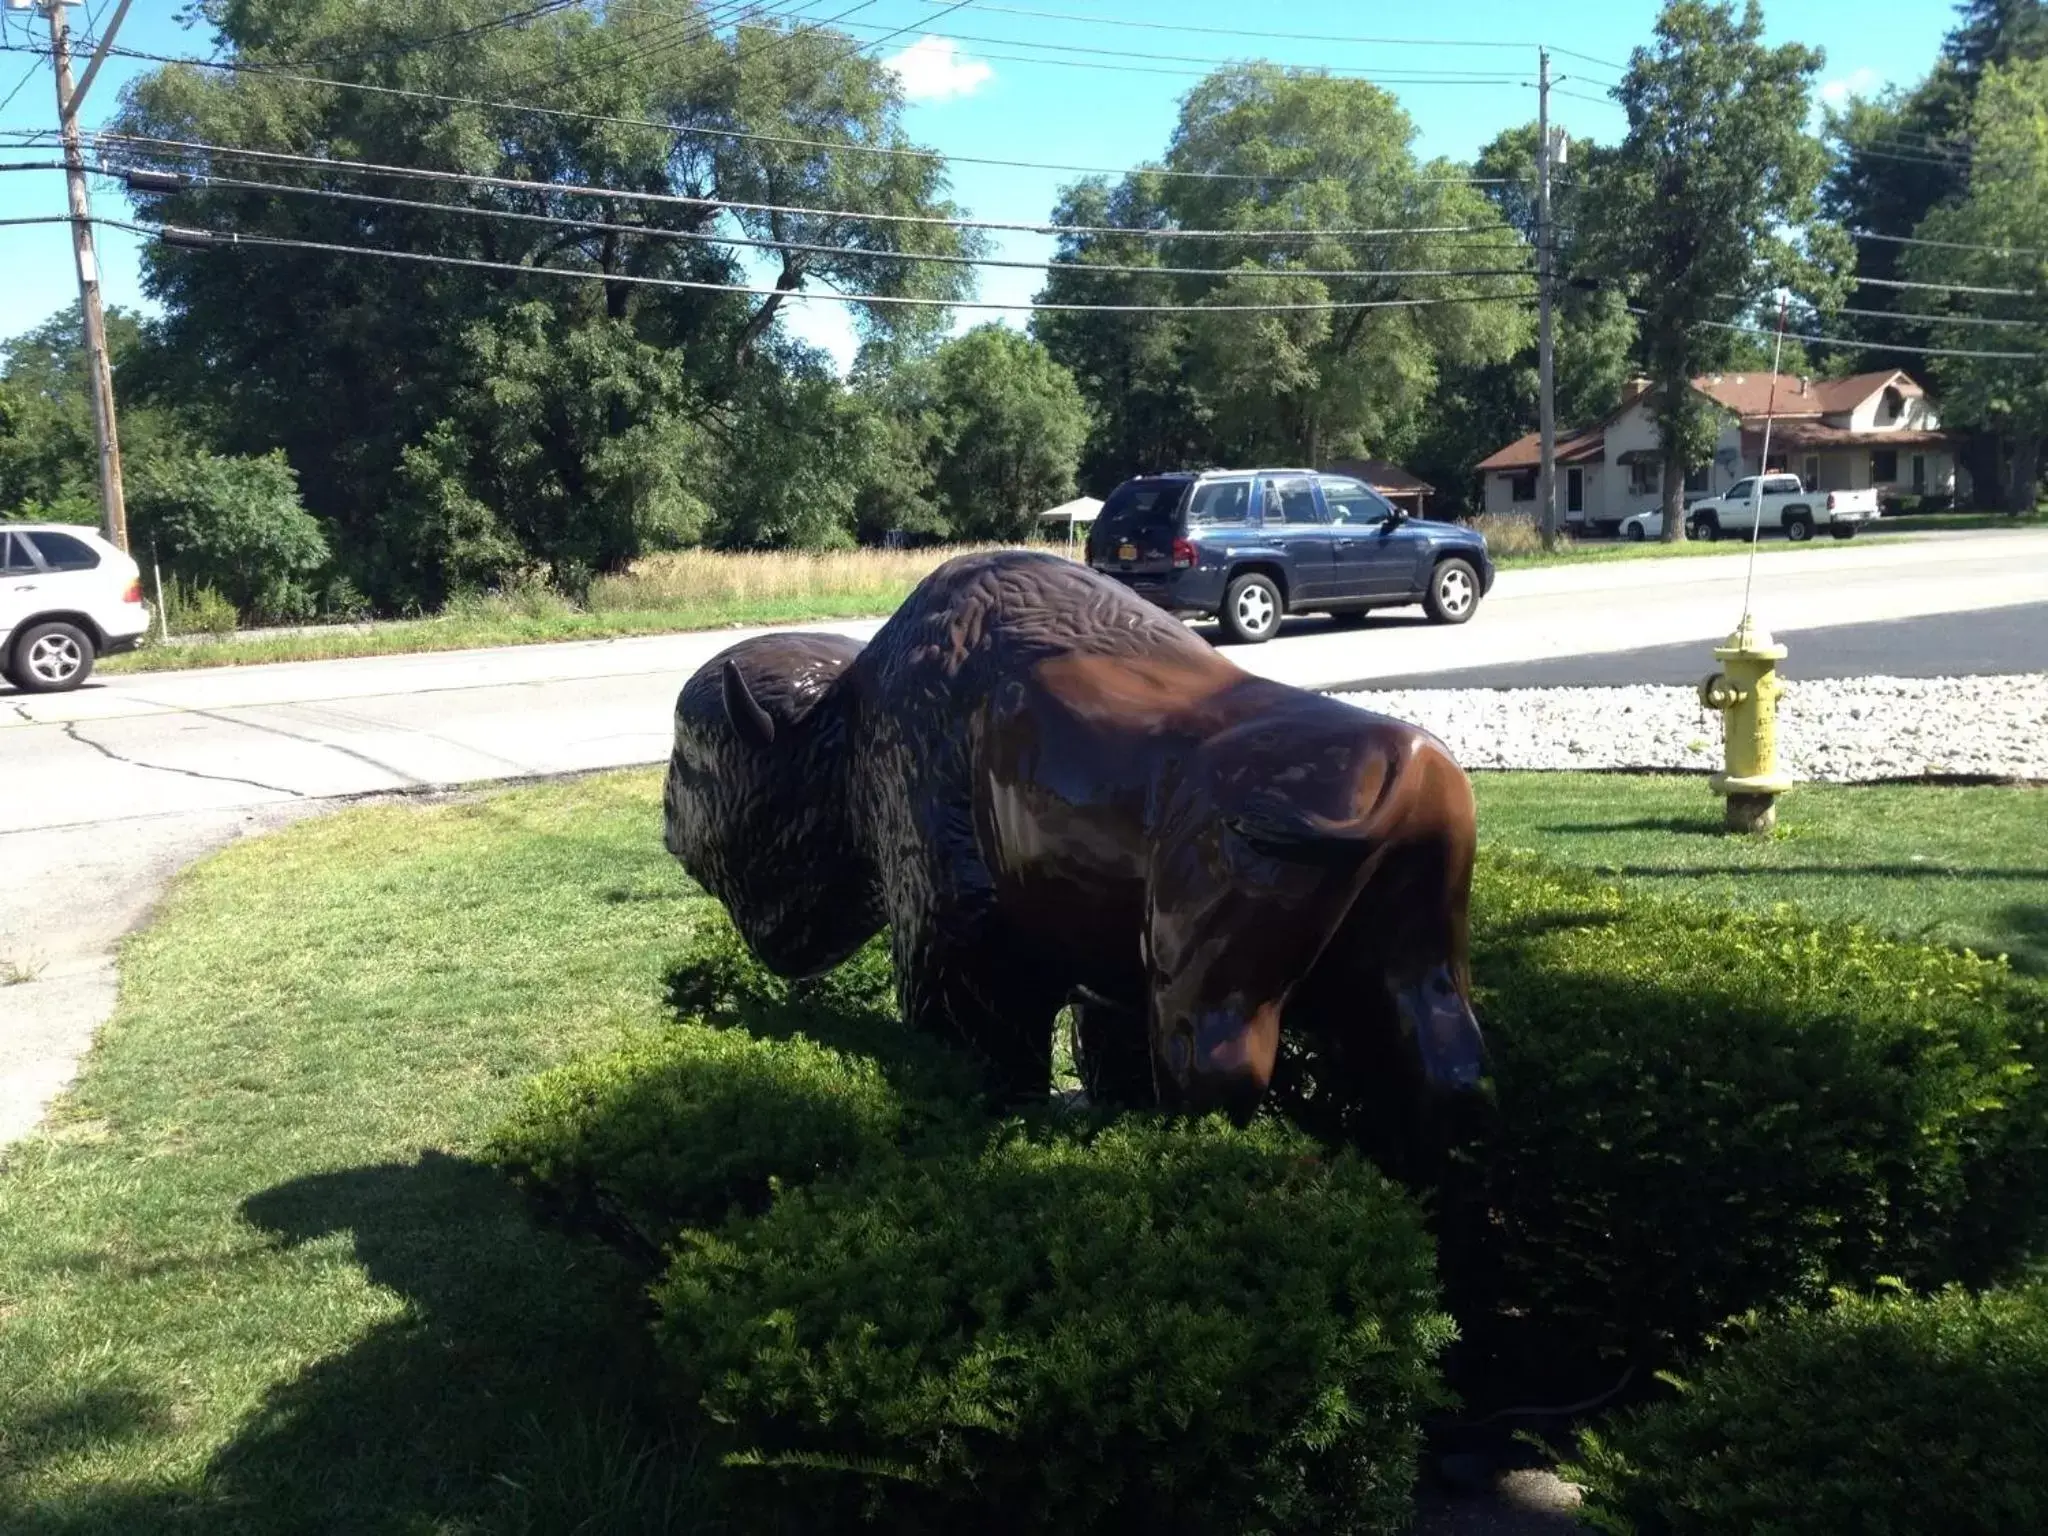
[663,550,1485,1151]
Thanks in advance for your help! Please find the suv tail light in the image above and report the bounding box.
[1171,536,1197,569]
[1825,492,1836,511]
[122,579,144,605]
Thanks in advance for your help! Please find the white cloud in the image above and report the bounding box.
[884,36,993,102]
[1820,67,1881,106]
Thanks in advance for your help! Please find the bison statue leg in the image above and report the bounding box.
[1069,996,1156,1110]
[893,916,1065,1107]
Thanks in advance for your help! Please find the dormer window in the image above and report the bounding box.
[1880,385,1906,423]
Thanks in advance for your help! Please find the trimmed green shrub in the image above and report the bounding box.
[1442,852,2048,1367]
[487,918,986,1249]
[1566,1283,2048,1536]
[656,1114,1454,1536]
[486,1024,909,1247]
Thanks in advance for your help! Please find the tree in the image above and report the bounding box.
[0,305,175,523]
[1582,1,1848,539]
[129,450,329,620]
[1903,58,2048,511]
[117,0,980,601]
[920,326,1089,541]
[1408,125,1638,514]
[1035,67,1529,486]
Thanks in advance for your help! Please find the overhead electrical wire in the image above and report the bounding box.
[108,214,1537,314]
[946,2,1629,73]
[1628,305,2046,361]
[1849,271,2039,297]
[122,166,1535,282]
[35,43,1520,188]
[1853,227,2045,258]
[1820,302,2047,332]
[91,130,1531,244]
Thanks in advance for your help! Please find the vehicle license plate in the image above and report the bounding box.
[1117,542,1137,561]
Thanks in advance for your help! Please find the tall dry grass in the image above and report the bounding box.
[1468,511,1564,558]
[586,541,1069,612]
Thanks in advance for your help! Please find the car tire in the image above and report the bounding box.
[1625,522,1646,542]
[1424,558,1481,625]
[1219,572,1283,645]
[1692,514,1719,542]
[12,620,96,693]
[1785,511,1814,542]
[1831,524,1857,540]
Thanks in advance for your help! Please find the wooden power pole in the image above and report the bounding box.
[45,0,136,552]
[1536,46,1557,553]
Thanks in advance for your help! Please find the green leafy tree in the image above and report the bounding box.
[1582,1,1848,539]
[118,0,979,601]
[1904,58,2048,511]
[392,304,713,599]
[129,449,329,620]
[919,326,1088,541]
[1410,125,1639,513]
[1036,67,1529,485]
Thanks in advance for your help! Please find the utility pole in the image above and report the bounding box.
[1535,46,1557,554]
[45,0,136,552]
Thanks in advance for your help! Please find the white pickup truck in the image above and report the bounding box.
[1684,474,1882,543]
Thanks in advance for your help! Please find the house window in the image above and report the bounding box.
[1802,455,1820,489]
[1880,386,1905,423]
[1684,463,1711,493]
[1912,454,1927,492]
[1628,459,1659,495]
[1509,471,1536,502]
[1872,448,1899,483]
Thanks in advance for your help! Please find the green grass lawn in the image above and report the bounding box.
[1474,773,2048,974]
[1,769,2042,1531]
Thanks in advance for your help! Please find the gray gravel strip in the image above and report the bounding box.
[1333,674,2048,784]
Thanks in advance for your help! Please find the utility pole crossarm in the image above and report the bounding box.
[1535,47,1558,555]
[64,0,138,123]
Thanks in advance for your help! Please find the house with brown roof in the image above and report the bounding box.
[1318,457,1437,517]
[1476,370,1962,532]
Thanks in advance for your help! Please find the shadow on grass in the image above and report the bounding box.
[1538,816,1727,837]
[12,1151,707,1536]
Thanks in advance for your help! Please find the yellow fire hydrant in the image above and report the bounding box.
[1698,615,1794,834]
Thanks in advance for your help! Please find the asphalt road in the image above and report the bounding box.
[3,527,2046,1145]
[1354,599,2048,691]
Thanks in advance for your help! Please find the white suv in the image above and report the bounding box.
[1,523,150,692]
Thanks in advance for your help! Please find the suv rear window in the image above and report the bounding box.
[23,530,99,571]
[0,531,28,572]
[1186,477,1253,526]
[1092,479,1188,543]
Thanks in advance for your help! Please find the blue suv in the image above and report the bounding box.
[1083,467,1495,644]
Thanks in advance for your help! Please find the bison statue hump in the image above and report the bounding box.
[663,549,1484,1138]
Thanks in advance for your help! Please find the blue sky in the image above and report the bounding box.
[1,0,1960,362]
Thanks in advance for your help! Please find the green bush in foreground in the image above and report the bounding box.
[486,1024,910,1244]
[656,1116,1454,1536]
[1565,1283,2048,1536]
[1442,852,2048,1365]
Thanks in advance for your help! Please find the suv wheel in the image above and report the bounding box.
[1691,513,1719,542]
[1219,572,1282,644]
[13,620,96,693]
[1830,523,1857,540]
[1425,558,1480,625]
[1785,510,1814,542]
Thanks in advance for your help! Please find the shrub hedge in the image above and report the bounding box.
[1439,852,2048,1368]
[1565,1283,2048,1536]
[655,1115,1454,1536]
[487,922,984,1247]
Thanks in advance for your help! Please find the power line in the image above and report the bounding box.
[1851,271,2040,298]
[41,42,1518,188]
[126,165,1535,281]
[94,129,1524,243]
[116,214,1537,313]
[823,18,1534,79]
[1629,305,2044,361]
[0,215,73,228]
[1853,227,2044,258]
[950,3,1628,71]
[1821,302,2047,332]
